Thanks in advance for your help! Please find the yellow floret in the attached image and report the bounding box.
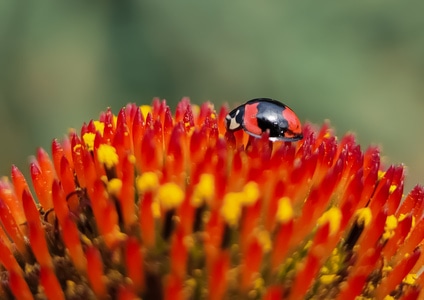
[241,182,260,205]
[136,172,159,193]
[276,197,293,223]
[151,201,161,218]
[356,207,372,227]
[257,230,272,253]
[320,274,337,285]
[93,121,105,136]
[82,132,96,151]
[107,178,122,196]
[382,215,398,240]
[221,192,243,226]
[317,207,342,236]
[73,143,82,153]
[192,174,215,207]
[157,183,185,209]
[97,144,119,169]
[389,184,397,194]
[140,105,152,119]
[403,273,417,285]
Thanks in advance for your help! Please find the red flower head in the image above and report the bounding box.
[0,97,423,299]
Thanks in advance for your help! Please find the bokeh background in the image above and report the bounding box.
[1,2,423,193]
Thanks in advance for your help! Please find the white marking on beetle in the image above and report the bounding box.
[227,110,241,130]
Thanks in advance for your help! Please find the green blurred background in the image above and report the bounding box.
[1,2,423,193]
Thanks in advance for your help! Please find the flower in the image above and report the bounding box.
[0,97,423,299]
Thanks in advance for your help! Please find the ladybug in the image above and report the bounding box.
[225,98,303,141]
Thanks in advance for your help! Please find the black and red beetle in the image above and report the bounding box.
[225,98,303,142]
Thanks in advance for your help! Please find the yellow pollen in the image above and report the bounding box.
[403,273,417,285]
[192,104,200,116]
[93,121,105,136]
[221,192,243,226]
[317,207,342,236]
[256,230,272,253]
[73,143,82,153]
[323,132,331,139]
[151,201,160,218]
[383,296,395,300]
[97,144,119,169]
[82,133,96,151]
[382,215,398,240]
[389,184,397,194]
[378,170,385,180]
[140,105,152,119]
[107,178,122,196]
[398,213,407,222]
[210,112,217,120]
[157,183,185,209]
[136,172,159,192]
[128,154,136,164]
[192,174,215,207]
[254,277,264,290]
[241,182,260,205]
[320,274,337,285]
[356,207,372,227]
[276,197,293,223]
[382,265,393,273]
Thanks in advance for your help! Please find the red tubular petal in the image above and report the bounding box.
[117,285,138,300]
[383,214,413,260]
[0,199,27,256]
[62,216,86,273]
[290,252,319,300]
[132,107,145,172]
[241,238,263,292]
[163,106,174,150]
[102,108,115,145]
[240,200,261,251]
[22,190,52,268]
[119,155,136,230]
[208,251,230,300]
[139,192,155,248]
[11,165,30,201]
[357,209,387,260]
[263,286,284,300]
[0,238,23,278]
[0,177,25,229]
[59,156,76,197]
[393,217,424,266]
[51,180,69,224]
[336,274,367,300]
[86,246,107,298]
[30,162,53,209]
[125,237,144,293]
[52,138,65,176]
[164,274,183,300]
[386,183,403,215]
[369,178,390,216]
[140,128,160,172]
[376,248,421,298]
[397,185,424,219]
[71,134,86,188]
[8,270,33,300]
[37,147,56,182]
[271,221,293,272]
[170,226,187,280]
[39,266,65,300]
